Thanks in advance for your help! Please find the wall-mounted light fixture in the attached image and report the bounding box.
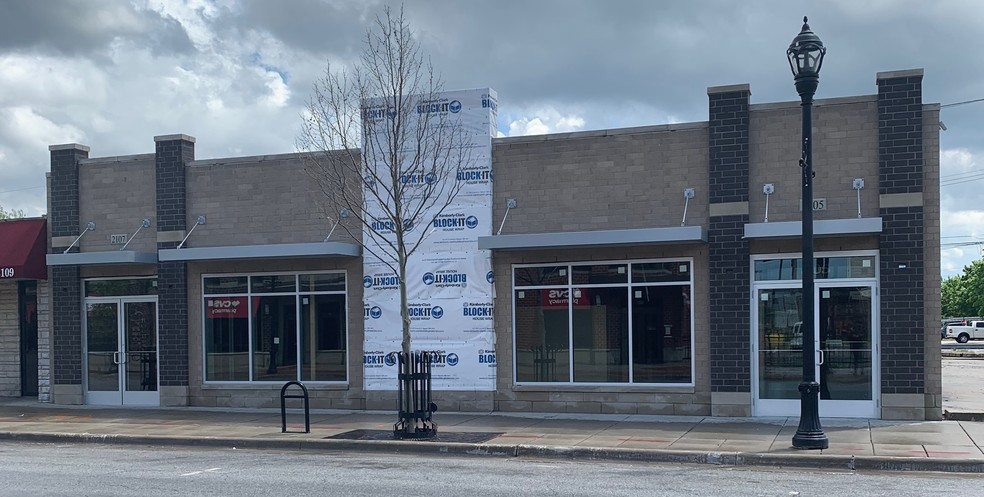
[763,183,775,223]
[324,208,351,241]
[63,222,95,254]
[120,218,152,251]
[177,215,206,249]
[852,178,864,219]
[681,188,695,227]
[496,198,517,235]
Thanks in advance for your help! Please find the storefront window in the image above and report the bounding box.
[754,256,876,282]
[85,278,158,297]
[513,260,693,385]
[203,272,347,383]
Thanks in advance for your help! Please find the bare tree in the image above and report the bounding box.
[298,6,468,358]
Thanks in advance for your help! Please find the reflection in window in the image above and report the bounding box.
[203,272,347,383]
[204,296,250,381]
[301,294,347,381]
[513,261,693,385]
[632,286,692,383]
[514,288,570,383]
[573,287,628,382]
[252,295,297,382]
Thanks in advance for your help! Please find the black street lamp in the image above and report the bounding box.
[787,16,829,450]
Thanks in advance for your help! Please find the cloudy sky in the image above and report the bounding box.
[0,0,980,276]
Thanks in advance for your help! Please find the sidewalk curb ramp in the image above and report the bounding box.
[2,431,982,474]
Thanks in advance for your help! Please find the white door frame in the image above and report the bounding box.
[751,251,879,418]
[83,296,160,406]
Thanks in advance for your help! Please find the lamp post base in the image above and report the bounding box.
[792,381,829,450]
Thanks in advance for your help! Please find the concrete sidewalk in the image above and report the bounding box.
[0,401,982,474]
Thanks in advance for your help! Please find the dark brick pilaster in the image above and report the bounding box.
[155,134,195,387]
[51,266,81,384]
[707,85,751,393]
[48,144,89,385]
[877,71,924,395]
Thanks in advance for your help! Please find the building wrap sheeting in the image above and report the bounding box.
[362,88,497,390]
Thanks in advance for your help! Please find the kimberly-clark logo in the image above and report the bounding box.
[422,270,467,289]
[363,305,383,320]
[432,213,479,232]
[486,271,494,284]
[363,350,387,368]
[370,218,414,234]
[427,351,459,367]
[456,168,492,184]
[384,353,397,367]
[462,302,494,321]
[401,171,437,185]
[481,93,497,111]
[364,273,400,290]
[417,99,456,114]
[478,349,496,364]
[407,304,443,321]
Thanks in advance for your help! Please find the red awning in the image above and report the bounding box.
[0,218,47,280]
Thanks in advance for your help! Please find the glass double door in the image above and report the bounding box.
[754,284,877,418]
[85,298,159,406]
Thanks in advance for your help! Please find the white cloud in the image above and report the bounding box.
[0,106,85,149]
[260,70,290,109]
[507,107,585,136]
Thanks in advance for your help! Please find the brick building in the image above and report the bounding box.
[30,69,940,420]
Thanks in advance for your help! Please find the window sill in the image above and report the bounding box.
[200,382,350,390]
[511,383,695,394]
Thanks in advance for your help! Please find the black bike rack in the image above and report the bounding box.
[280,381,310,433]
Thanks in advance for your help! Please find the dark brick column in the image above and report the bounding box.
[48,144,89,386]
[154,134,195,387]
[707,85,751,393]
[877,71,924,395]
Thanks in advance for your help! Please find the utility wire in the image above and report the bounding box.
[941,98,984,108]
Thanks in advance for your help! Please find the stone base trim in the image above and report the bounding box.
[160,386,189,407]
[51,384,83,405]
[881,393,932,420]
[711,391,751,417]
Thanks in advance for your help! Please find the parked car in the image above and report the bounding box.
[945,321,984,343]
[942,319,966,339]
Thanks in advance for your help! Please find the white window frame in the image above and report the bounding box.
[511,258,695,387]
[201,271,349,385]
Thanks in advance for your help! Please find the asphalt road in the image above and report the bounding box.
[0,443,980,497]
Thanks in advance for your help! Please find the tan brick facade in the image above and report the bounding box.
[38,70,940,420]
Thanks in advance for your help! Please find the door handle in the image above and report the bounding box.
[818,349,824,365]
[112,351,120,365]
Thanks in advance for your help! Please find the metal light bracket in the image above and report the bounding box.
[496,198,517,235]
[63,222,95,254]
[120,218,152,251]
[177,215,206,249]
[324,208,351,241]
[681,188,695,227]
[852,178,864,218]
[763,183,775,222]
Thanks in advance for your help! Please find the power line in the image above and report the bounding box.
[0,185,44,194]
[941,98,984,108]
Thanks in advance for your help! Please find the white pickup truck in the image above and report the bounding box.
[945,321,984,343]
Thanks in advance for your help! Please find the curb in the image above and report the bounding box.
[2,431,982,474]
[943,411,984,422]
[941,350,984,359]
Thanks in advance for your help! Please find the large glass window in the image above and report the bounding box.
[203,272,347,383]
[513,260,693,385]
